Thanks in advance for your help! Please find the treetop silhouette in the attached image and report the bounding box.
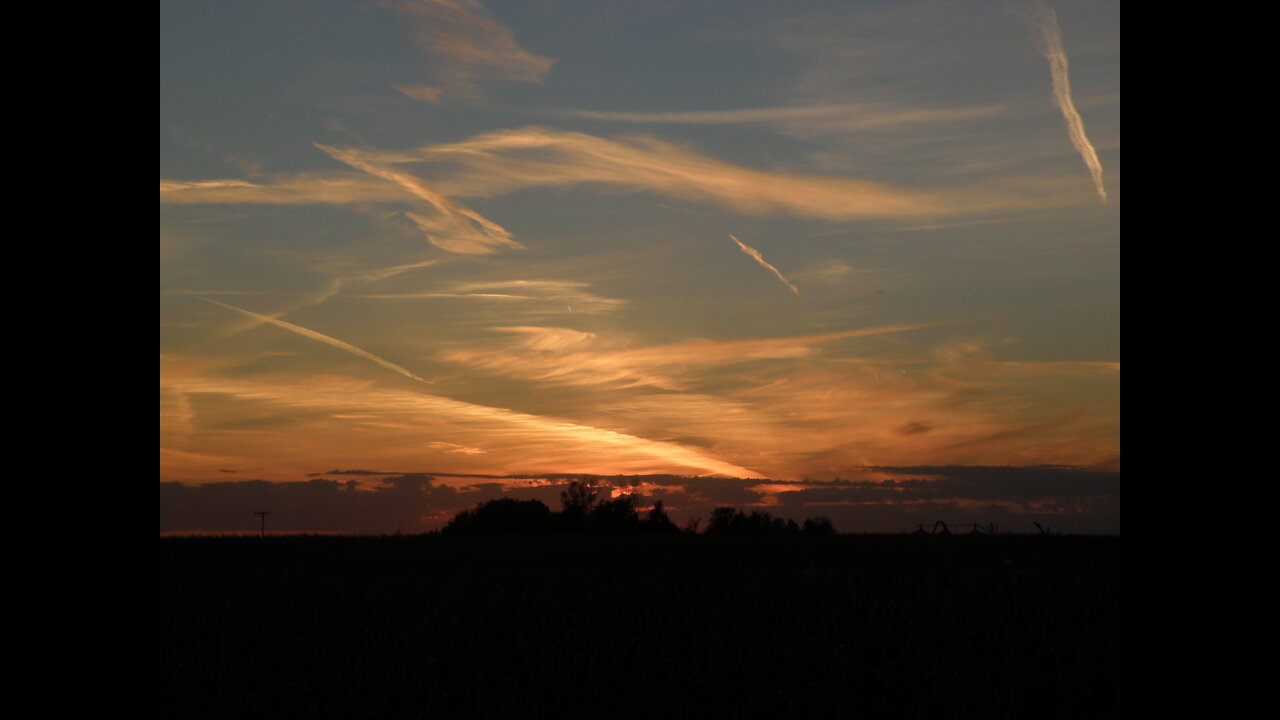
[442,481,837,536]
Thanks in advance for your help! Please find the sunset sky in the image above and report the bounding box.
[160,0,1119,533]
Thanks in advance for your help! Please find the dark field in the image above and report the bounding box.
[161,534,1119,719]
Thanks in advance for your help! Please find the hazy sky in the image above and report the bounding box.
[160,0,1119,532]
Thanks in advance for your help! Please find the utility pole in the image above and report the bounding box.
[254,511,271,537]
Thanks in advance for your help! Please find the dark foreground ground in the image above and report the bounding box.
[161,534,1118,719]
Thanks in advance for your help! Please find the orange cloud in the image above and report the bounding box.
[159,174,409,205]
[567,342,1119,480]
[385,0,554,99]
[395,84,443,103]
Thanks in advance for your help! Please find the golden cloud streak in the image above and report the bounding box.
[363,127,953,219]
[159,174,410,205]
[315,143,521,254]
[160,370,764,480]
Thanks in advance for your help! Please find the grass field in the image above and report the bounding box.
[161,533,1118,719]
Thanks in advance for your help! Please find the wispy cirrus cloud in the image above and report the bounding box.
[1029,0,1106,203]
[159,367,764,481]
[560,102,1008,138]
[384,0,554,100]
[394,84,443,104]
[160,330,1117,489]
[161,123,1090,249]
[793,259,860,287]
[440,323,932,391]
[160,157,523,255]
[728,234,799,294]
[159,174,410,205]
[362,279,626,315]
[547,334,1119,481]
[315,143,521,254]
[361,127,946,218]
[356,127,1083,219]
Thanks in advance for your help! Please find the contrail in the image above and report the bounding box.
[1031,0,1106,203]
[203,299,433,384]
[728,235,799,294]
[192,258,441,349]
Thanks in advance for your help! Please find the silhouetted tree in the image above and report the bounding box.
[557,480,599,531]
[643,500,680,534]
[439,493,839,537]
[588,494,642,532]
[442,498,553,534]
[802,517,836,536]
[706,507,740,535]
[705,506,835,536]
[560,481,598,513]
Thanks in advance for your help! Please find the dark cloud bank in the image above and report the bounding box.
[160,465,1119,535]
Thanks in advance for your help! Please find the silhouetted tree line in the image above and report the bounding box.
[704,506,835,536]
[442,481,836,536]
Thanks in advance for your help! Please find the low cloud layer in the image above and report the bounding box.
[160,465,1119,535]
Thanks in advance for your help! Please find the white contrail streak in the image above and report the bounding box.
[1031,0,1106,203]
[203,299,433,384]
[728,235,799,294]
